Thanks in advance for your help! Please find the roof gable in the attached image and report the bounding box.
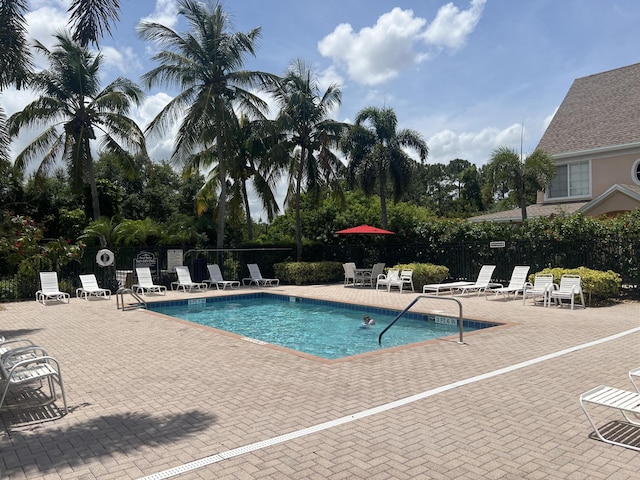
[537,63,640,155]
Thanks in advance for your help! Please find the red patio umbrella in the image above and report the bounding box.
[335,224,394,235]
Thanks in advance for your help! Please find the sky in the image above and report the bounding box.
[3,0,640,218]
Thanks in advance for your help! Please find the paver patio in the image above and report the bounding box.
[2,283,640,479]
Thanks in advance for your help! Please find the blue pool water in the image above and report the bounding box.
[148,294,495,360]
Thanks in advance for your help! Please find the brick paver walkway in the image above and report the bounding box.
[2,284,640,479]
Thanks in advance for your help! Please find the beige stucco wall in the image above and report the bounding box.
[584,190,640,217]
[538,150,640,204]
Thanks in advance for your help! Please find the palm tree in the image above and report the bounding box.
[67,0,122,47]
[342,106,428,229]
[192,114,283,241]
[0,0,33,167]
[8,33,147,231]
[138,0,279,251]
[483,146,556,221]
[270,59,347,261]
[0,0,32,91]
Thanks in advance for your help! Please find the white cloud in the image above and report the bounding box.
[100,46,143,76]
[318,1,485,86]
[141,0,180,29]
[423,0,486,49]
[427,123,523,166]
[131,92,176,162]
[318,8,429,85]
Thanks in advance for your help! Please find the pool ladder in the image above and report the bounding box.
[378,295,464,346]
[116,287,147,311]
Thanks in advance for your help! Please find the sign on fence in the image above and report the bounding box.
[134,251,158,276]
[489,241,506,248]
[167,249,183,273]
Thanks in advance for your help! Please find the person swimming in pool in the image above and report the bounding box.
[360,315,376,327]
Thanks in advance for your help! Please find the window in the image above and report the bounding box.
[632,159,640,186]
[547,161,590,199]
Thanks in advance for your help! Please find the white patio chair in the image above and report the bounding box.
[205,264,240,290]
[133,267,166,295]
[522,273,555,306]
[35,272,70,305]
[0,346,68,414]
[549,274,585,309]
[488,266,530,300]
[242,264,279,287]
[399,269,414,292]
[343,262,357,286]
[76,274,111,300]
[171,266,208,292]
[376,268,400,291]
[455,265,500,295]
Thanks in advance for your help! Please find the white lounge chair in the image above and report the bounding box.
[522,273,555,306]
[423,280,475,295]
[205,264,240,290]
[488,266,530,300]
[133,267,166,295]
[376,268,400,292]
[0,346,67,414]
[343,262,357,286]
[35,272,70,305]
[242,264,279,287]
[580,385,640,452]
[548,274,585,309]
[454,265,500,295]
[171,266,208,292]
[76,274,111,300]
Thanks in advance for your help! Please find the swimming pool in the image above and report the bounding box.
[148,293,496,360]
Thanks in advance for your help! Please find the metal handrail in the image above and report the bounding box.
[116,287,147,311]
[378,295,464,346]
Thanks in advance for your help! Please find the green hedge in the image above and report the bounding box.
[530,267,621,304]
[392,263,449,291]
[274,261,344,285]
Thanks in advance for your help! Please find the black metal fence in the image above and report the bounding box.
[1,237,639,301]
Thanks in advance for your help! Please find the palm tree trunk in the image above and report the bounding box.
[295,149,305,261]
[519,175,528,221]
[84,145,106,247]
[379,172,388,229]
[241,177,253,240]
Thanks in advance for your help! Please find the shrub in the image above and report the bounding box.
[274,261,344,285]
[393,263,449,291]
[530,266,621,305]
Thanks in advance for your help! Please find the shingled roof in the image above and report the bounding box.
[537,62,640,155]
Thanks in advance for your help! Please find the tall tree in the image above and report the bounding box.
[483,146,556,221]
[270,58,347,261]
[342,106,428,228]
[8,33,147,230]
[67,0,122,48]
[138,0,278,250]
[193,114,283,241]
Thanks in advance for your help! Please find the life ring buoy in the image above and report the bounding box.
[96,249,115,267]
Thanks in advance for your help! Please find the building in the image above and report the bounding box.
[470,62,640,223]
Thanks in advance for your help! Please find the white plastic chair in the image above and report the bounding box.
[171,266,208,292]
[376,268,400,291]
[522,273,555,306]
[489,266,530,300]
[76,274,111,300]
[549,274,585,309]
[342,263,357,286]
[35,272,70,305]
[205,264,240,290]
[242,264,279,287]
[455,265,500,295]
[133,267,166,295]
